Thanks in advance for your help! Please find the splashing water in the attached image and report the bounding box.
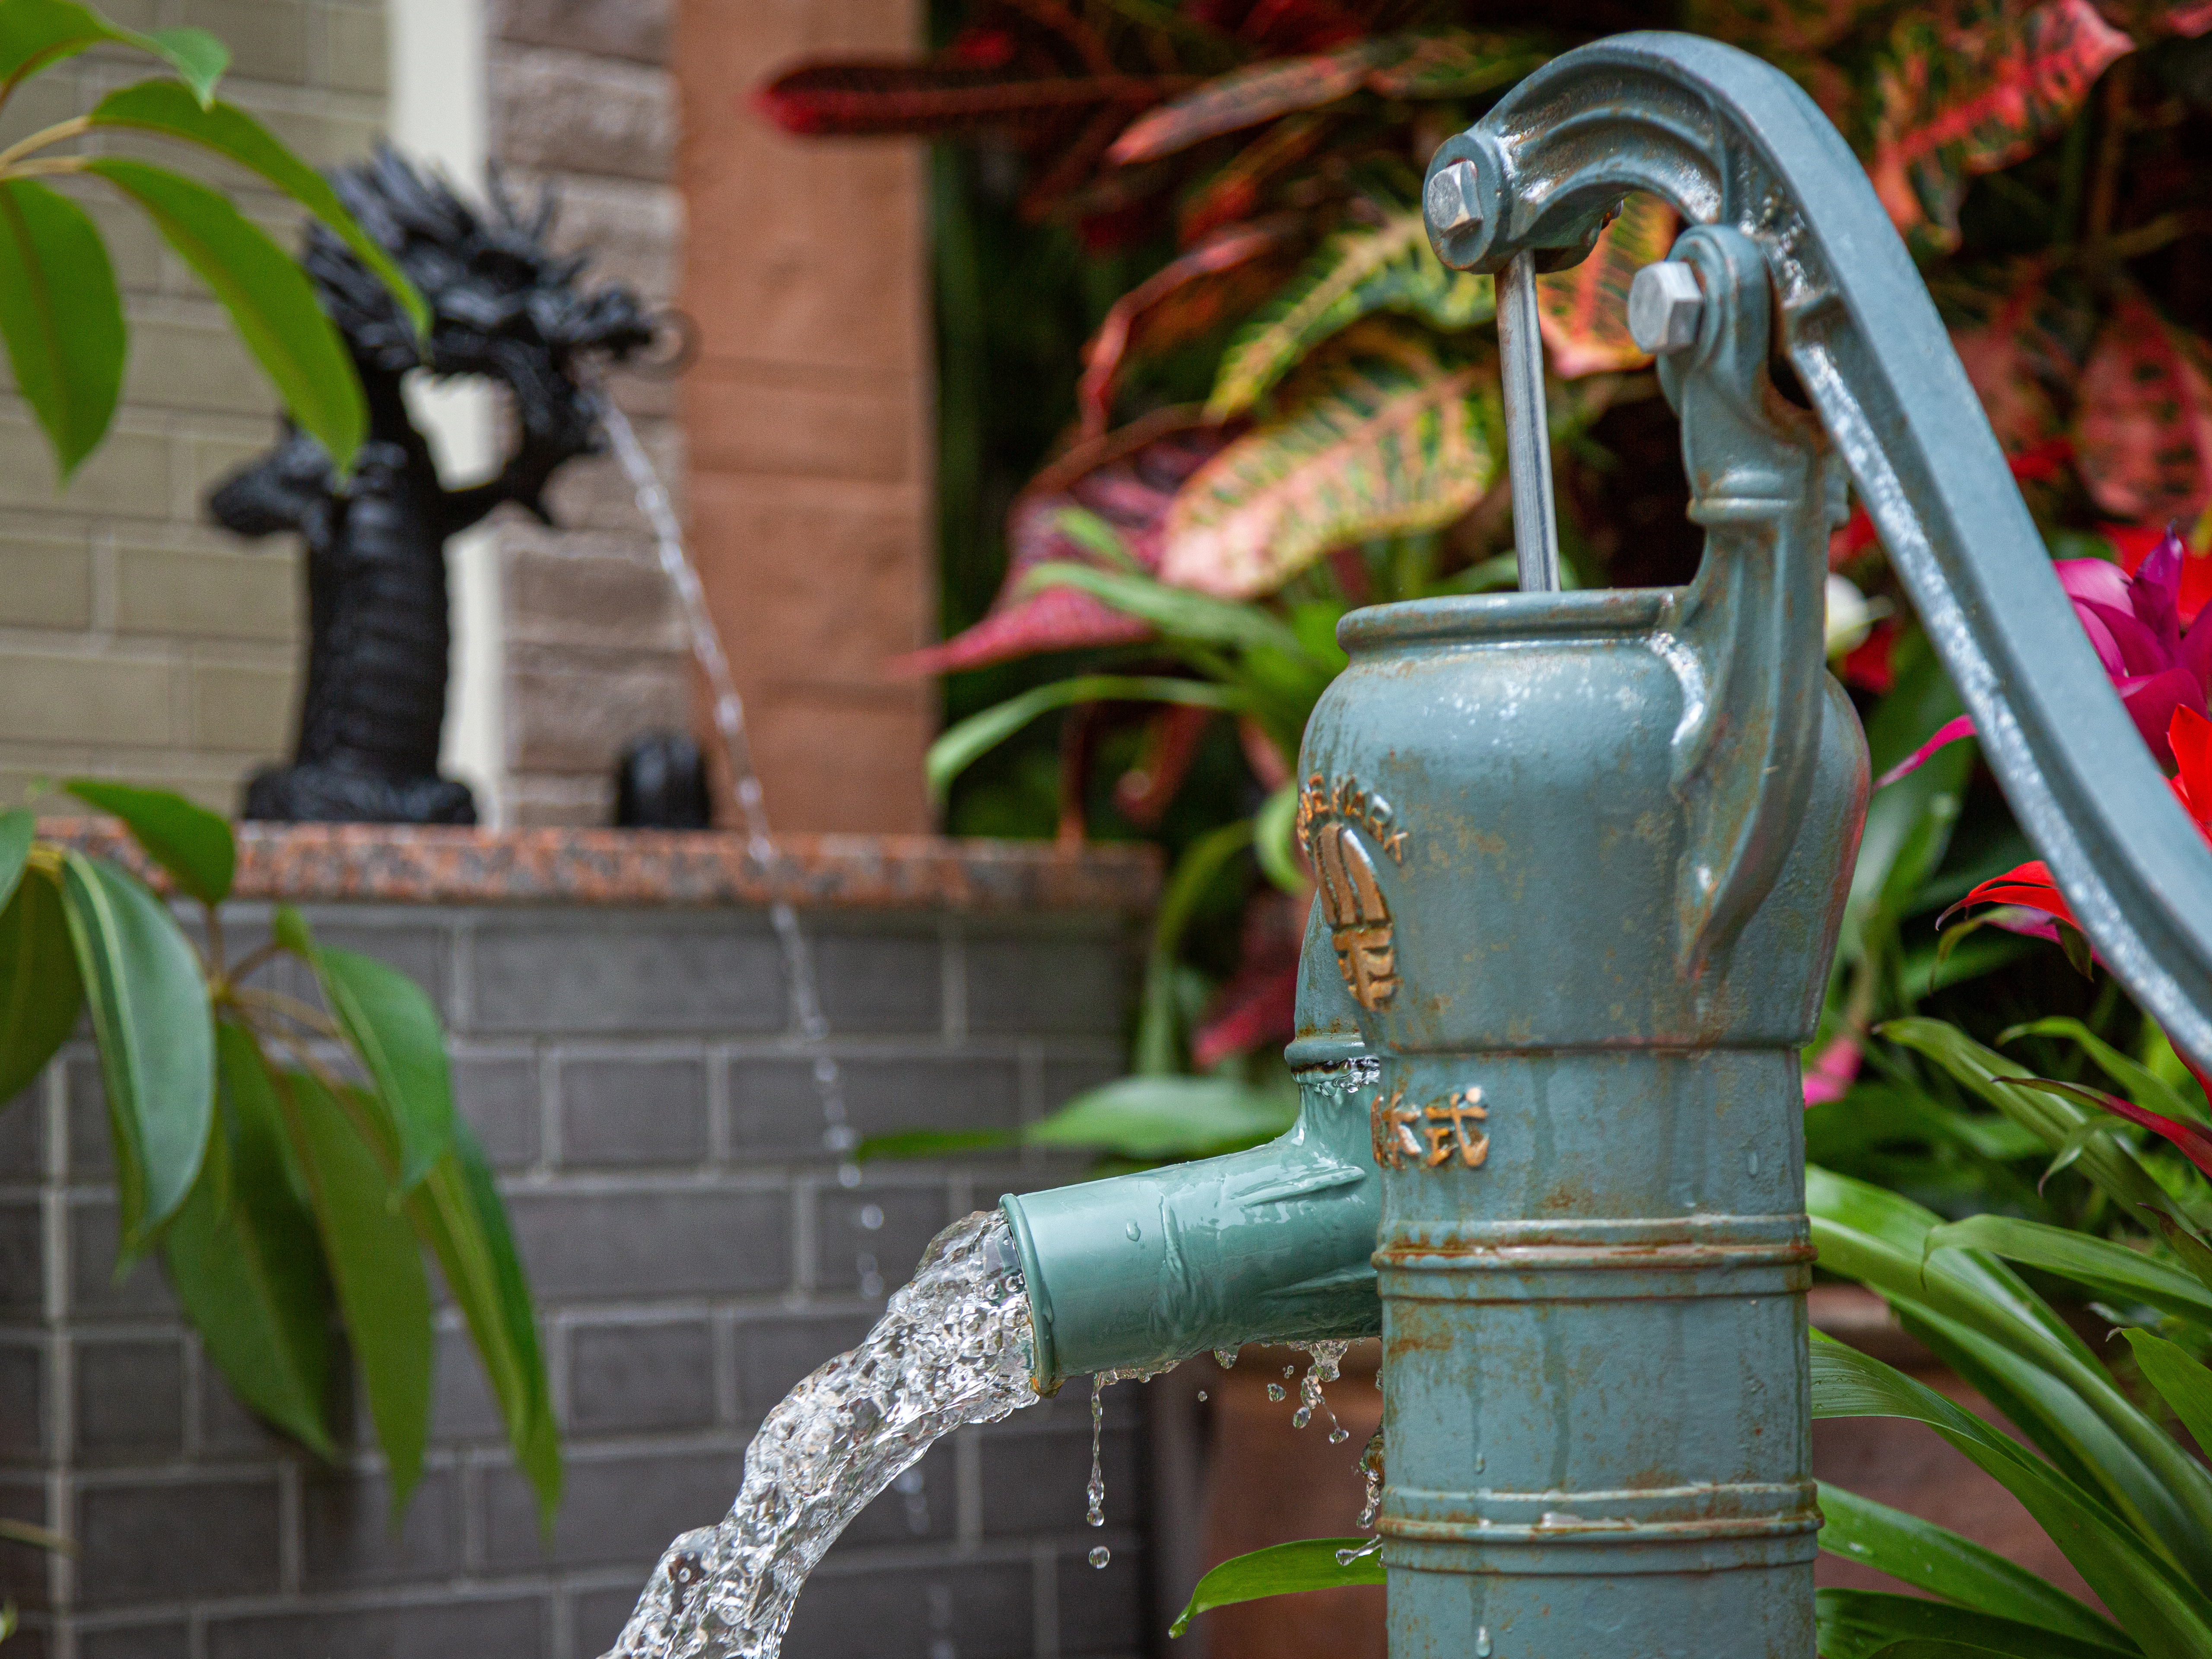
[1214,1347,1238,1369]
[1334,1536,1382,1567]
[1358,1429,1385,1529]
[594,392,863,1191]
[1289,1340,1351,1441]
[1086,1376,1109,1529]
[603,1212,1037,1659]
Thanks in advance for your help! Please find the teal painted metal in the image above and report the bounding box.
[1001,27,2212,1657]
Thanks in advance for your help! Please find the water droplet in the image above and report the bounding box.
[1283,1365,1297,1378]
[1475,1626,1493,1656]
[1292,1406,1313,1428]
[1333,1537,1381,1567]
[1086,1376,1109,1527]
[1475,1452,1485,1473]
[1748,1150,1761,1175]
[836,1160,863,1188]
[1124,1220,1141,1242]
[1195,1390,1208,1402]
[859,1204,884,1231]
[1358,1430,1385,1528]
[1214,1347,1238,1370]
[1089,1546,1111,1569]
[1328,1426,1350,1444]
[1267,1383,1286,1402]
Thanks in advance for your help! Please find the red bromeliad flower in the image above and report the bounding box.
[1881,527,2212,784]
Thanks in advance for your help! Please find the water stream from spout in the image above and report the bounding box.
[593,391,861,1185]
[604,1211,1039,1659]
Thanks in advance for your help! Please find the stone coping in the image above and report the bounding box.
[34,820,1162,913]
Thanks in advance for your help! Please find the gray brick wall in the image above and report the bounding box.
[0,0,385,817]
[0,902,1148,1659]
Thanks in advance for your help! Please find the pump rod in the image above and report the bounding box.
[1494,250,1561,593]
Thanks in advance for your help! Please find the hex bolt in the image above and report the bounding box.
[1425,160,1482,237]
[1628,260,1704,356]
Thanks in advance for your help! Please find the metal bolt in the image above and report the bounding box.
[1425,160,1482,236]
[1628,261,1704,356]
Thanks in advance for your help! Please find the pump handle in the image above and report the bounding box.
[1425,31,2212,1064]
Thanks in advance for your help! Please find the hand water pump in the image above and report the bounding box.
[998,30,2212,1656]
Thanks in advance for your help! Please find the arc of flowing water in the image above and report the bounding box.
[590,388,863,1189]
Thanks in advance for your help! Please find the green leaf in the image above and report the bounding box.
[86,81,427,337]
[1027,1075,1297,1160]
[1208,210,1493,418]
[856,1128,1015,1162]
[0,178,123,478]
[0,812,32,915]
[1136,818,1255,1076]
[84,158,364,473]
[1170,1537,1381,1637]
[1019,561,1316,660]
[1811,1335,2212,1659]
[0,1,226,104]
[162,1023,335,1457]
[299,939,453,1190]
[57,851,211,1249]
[408,1122,559,1526]
[1813,1587,2133,1659]
[1163,323,1499,599]
[1873,1642,2069,1659]
[1815,1485,2127,1647]
[1928,1213,2212,1327]
[1880,1018,2195,1226]
[62,779,233,906]
[1254,782,1304,896]
[2002,1016,2206,1127]
[926,676,1247,803]
[2120,1328,2212,1451]
[0,868,81,1105]
[279,1067,432,1512]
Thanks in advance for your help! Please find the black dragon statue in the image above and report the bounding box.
[210,147,653,823]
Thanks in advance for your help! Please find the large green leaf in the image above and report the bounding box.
[1533,193,1680,378]
[0,868,81,1105]
[162,1022,335,1457]
[1170,1538,1382,1637]
[1163,324,1499,598]
[1867,0,2133,247]
[1811,1335,2212,1659]
[2121,1328,2212,1451]
[63,779,234,906]
[85,81,427,338]
[1928,1213,2212,1326]
[57,851,211,1249]
[0,812,32,916]
[1814,1588,2134,1659]
[1207,210,1493,418]
[1026,1075,1297,1160]
[1880,1018,2196,1225]
[276,910,452,1189]
[0,178,124,479]
[1810,1166,2212,1576]
[0,0,225,103]
[83,158,364,473]
[926,675,1248,803]
[1815,1484,2127,1647]
[409,1122,560,1526]
[2002,1016,2206,1128]
[1019,561,1315,660]
[280,1067,432,1511]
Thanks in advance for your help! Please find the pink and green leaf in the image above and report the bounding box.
[1163,322,1500,598]
[1936,256,2099,458]
[1534,193,1681,379]
[755,59,1176,139]
[2073,292,2212,524]
[1684,0,1906,52]
[1108,36,1399,163]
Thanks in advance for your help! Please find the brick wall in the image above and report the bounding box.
[0,900,1154,1659]
[0,0,384,817]
[484,0,693,829]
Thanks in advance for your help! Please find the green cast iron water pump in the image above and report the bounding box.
[1001,31,2212,1658]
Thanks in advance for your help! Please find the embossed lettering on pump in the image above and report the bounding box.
[1371,1084,1489,1170]
[1298,773,1404,1010]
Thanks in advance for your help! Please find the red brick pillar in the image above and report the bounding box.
[675,0,934,834]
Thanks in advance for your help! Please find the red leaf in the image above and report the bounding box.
[755,60,1177,139]
[1869,0,2132,245]
[1190,888,1305,1069]
[1108,37,1395,163]
[2074,293,2212,524]
[1939,257,2098,457]
[1941,859,2082,932]
[2111,520,2212,624]
[1113,704,1219,827]
[2092,0,2212,39]
[2014,1076,2212,1179]
[1534,195,1680,379]
[1686,0,1907,53]
[893,413,1241,676]
[1193,0,1367,53]
[1841,620,1899,692]
[1174,112,1332,246]
[1078,219,1303,439]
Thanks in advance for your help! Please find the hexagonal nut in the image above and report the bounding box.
[1627,261,1704,356]
[1425,160,1482,237]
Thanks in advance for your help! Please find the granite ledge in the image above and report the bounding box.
[35,821,1162,913]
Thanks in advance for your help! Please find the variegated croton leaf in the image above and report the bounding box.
[1163,321,1500,598]
[1867,0,2133,246]
[1206,207,1493,419]
[2091,1,2212,40]
[1535,193,1681,379]
[1933,255,2098,456]
[1684,0,1905,53]
[2072,290,2212,523]
[899,413,1242,674]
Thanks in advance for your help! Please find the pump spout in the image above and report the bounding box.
[998,903,1381,1392]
